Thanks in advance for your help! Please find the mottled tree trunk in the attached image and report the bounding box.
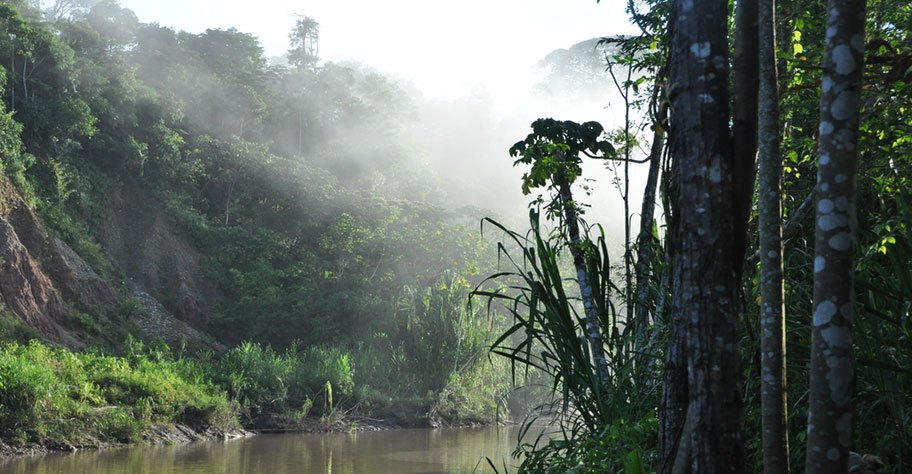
[659,0,745,471]
[758,0,790,471]
[805,0,865,472]
[558,179,608,381]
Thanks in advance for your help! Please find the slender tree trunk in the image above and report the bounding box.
[558,178,608,382]
[758,0,790,470]
[805,0,865,472]
[633,98,668,345]
[609,60,642,347]
[623,67,633,344]
[732,0,760,277]
[659,0,745,470]
[10,46,15,112]
[21,56,27,102]
[298,101,304,156]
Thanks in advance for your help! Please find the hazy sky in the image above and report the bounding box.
[114,0,647,231]
[117,0,638,100]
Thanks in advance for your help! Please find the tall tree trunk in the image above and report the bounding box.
[758,0,790,470]
[659,0,745,470]
[21,56,28,102]
[633,97,668,346]
[806,0,865,472]
[558,177,608,381]
[732,0,760,277]
[9,48,15,112]
[621,66,634,344]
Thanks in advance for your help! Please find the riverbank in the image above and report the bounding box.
[1,425,525,474]
[0,413,497,458]
[0,338,505,459]
[0,416,393,457]
[0,424,253,458]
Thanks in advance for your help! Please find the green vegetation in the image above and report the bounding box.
[477,0,912,471]
[0,315,506,449]
[0,339,236,447]
[478,211,661,474]
[0,0,908,470]
[0,0,514,451]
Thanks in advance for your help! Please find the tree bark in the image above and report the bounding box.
[633,96,668,348]
[757,0,790,471]
[732,0,760,277]
[558,178,609,382]
[805,0,865,472]
[659,0,745,471]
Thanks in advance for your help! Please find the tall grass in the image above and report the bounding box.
[474,210,661,472]
[349,271,510,423]
[209,340,353,422]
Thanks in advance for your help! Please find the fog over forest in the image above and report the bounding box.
[0,1,651,446]
[8,0,904,471]
[117,0,650,234]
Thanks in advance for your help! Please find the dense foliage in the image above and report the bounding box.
[479,0,912,471]
[0,0,513,446]
[0,0,908,470]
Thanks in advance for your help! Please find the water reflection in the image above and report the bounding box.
[1,426,527,474]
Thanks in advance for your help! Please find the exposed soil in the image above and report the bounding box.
[100,183,220,329]
[130,287,225,351]
[0,215,82,349]
[255,415,404,434]
[0,412,458,460]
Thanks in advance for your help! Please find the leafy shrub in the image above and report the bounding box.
[514,416,658,474]
[0,312,40,344]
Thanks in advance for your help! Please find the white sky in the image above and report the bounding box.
[117,0,638,100]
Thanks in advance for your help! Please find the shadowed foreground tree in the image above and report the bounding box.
[806,0,866,472]
[757,0,790,470]
[659,0,748,471]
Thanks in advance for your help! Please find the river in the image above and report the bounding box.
[1,426,531,474]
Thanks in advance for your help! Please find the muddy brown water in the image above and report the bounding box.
[1,426,534,473]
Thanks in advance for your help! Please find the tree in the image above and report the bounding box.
[757,0,789,470]
[805,0,866,471]
[732,0,760,276]
[42,0,100,22]
[659,0,747,471]
[288,16,319,71]
[0,4,96,147]
[509,119,616,382]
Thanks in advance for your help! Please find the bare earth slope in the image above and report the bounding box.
[100,183,219,329]
[0,177,222,349]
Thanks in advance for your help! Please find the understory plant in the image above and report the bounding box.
[475,211,662,473]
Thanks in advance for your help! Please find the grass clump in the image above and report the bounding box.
[209,340,354,424]
[0,339,238,447]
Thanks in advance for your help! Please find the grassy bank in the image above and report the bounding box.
[0,339,238,449]
[0,334,510,453]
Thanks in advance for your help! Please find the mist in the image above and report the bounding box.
[0,0,652,458]
[401,37,652,254]
[3,1,908,471]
